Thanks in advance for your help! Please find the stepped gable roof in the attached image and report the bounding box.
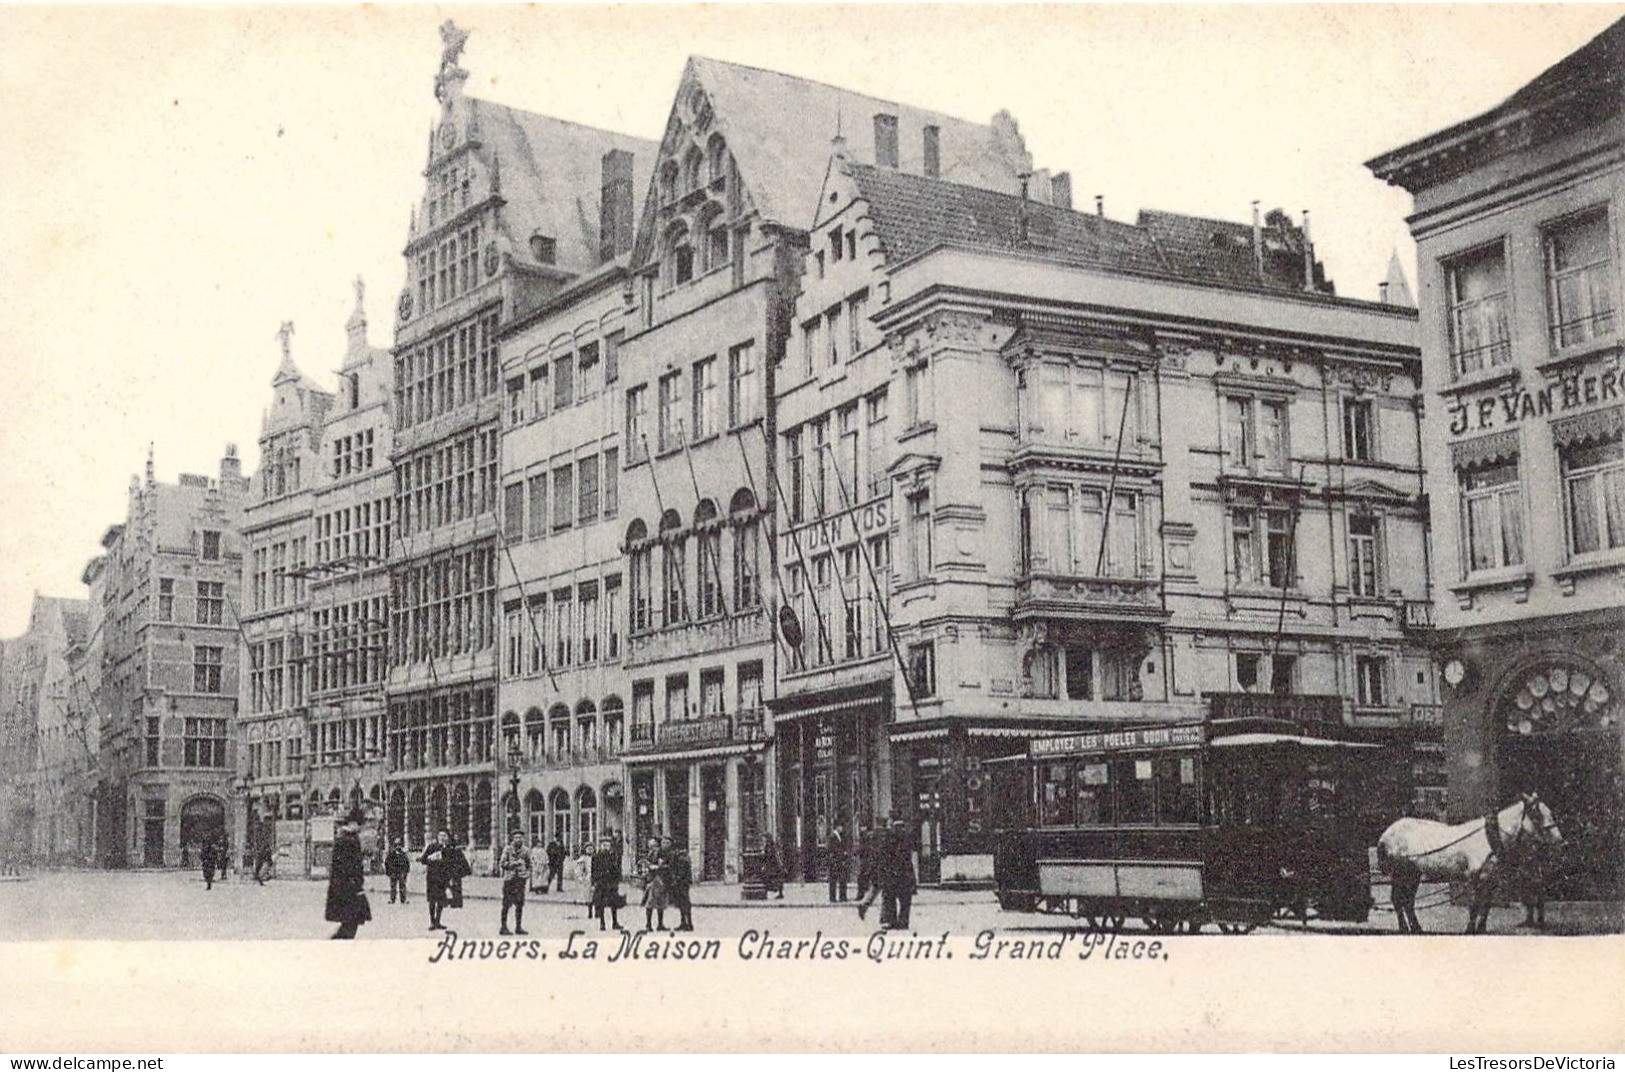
[845,163,1167,275]
[689,57,1033,232]
[469,97,657,273]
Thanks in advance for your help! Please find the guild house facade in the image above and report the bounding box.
[800,151,1430,884]
[91,448,249,868]
[1368,17,1624,898]
[384,28,651,868]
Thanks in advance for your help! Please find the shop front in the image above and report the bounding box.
[624,718,767,883]
[771,679,891,882]
[1440,609,1624,900]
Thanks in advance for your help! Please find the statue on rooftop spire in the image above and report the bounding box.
[435,20,471,103]
[353,275,366,308]
[276,320,295,361]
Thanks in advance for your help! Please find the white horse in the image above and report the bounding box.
[1376,793,1564,934]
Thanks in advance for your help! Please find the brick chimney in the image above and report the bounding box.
[922,125,941,179]
[219,443,242,481]
[1051,172,1073,212]
[873,114,899,169]
[599,149,636,263]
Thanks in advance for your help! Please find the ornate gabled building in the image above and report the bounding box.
[615,57,1048,882]
[385,26,653,868]
[92,447,249,868]
[778,147,1433,883]
[1368,16,1624,899]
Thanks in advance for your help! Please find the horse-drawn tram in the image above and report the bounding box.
[991,717,1379,932]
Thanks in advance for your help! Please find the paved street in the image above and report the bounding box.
[1,869,1617,941]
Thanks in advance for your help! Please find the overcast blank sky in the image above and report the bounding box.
[0,4,1619,636]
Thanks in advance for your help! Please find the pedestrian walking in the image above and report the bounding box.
[499,830,533,935]
[252,840,274,885]
[325,809,372,940]
[640,836,670,931]
[384,839,411,904]
[199,839,218,890]
[855,826,880,921]
[762,835,786,899]
[880,818,917,930]
[589,835,625,932]
[420,829,469,931]
[664,837,694,932]
[826,823,850,903]
[544,834,567,893]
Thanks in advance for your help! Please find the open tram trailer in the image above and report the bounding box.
[991,717,1376,931]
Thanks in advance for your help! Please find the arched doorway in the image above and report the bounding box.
[387,788,405,846]
[1497,658,1621,899]
[179,796,226,865]
[577,786,598,853]
[407,787,426,850]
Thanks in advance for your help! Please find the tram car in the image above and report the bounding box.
[991,717,1378,932]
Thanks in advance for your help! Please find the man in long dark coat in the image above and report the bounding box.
[826,823,851,903]
[325,809,371,939]
[419,829,463,931]
[199,839,218,890]
[589,835,624,931]
[880,819,917,931]
[665,837,694,932]
[545,834,567,893]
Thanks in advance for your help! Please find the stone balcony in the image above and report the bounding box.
[626,606,771,667]
[1012,572,1167,624]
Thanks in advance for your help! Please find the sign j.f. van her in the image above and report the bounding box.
[1448,365,1623,436]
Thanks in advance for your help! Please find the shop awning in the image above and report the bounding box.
[1210,733,1378,749]
[890,727,950,743]
[620,742,767,765]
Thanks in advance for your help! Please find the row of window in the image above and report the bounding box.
[386,685,496,773]
[783,387,888,523]
[629,660,765,731]
[156,579,228,625]
[505,336,620,427]
[1460,434,1624,573]
[394,428,500,538]
[501,449,620,543]
[503,575,624,676]
[500,699,626,764]
[247,636,304,714]
[313,499,392,567]
[332,429,377,479]
[309,596,389,695]
[140,715,229,769]
[249,538,310,612]
[385,779,496,851]
[625,494,763,633]
[413,220,483,319]
[394,311,501,431]
[783,536,891,672]
[1445,207,1616,379]
[798,289,872,378]
[259,441,303,502]
[387,544,498,667]
[625,341,761,461]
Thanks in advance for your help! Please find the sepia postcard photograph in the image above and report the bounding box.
[0,2,1622,1055]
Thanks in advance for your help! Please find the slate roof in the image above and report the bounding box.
[1503,15,1623,113]
[470,98,658,273]
[689,57,1035,232]
[846,164,1334,295]
[848,163,1165,275]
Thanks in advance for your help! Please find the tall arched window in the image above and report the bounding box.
[501,710,521,756]
[549,703,572,762]
[695,499,724,618]
[524,707,545,762]
[602,695,625,755]
[525,789,546,843]
[682,146,704,192]
[407,786,426,850]
[387,788,405,846]
[665,221,694,287]
[428,784,448,841]
[577,786,599,851]
[731,488,761,608]
[576,699,599,759]
[659,160,679,204]
[700,203,729,274]
[660,509,687,627]
[549,787,573,849]
[706,133,728,183]
[627,520,652,632]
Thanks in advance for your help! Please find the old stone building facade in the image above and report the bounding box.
[1369,17,1624,898]
[91,448,249,867]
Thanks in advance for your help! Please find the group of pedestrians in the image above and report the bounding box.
[852,819,918,930]
[634,836,695,932]
[195,837,232,890]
